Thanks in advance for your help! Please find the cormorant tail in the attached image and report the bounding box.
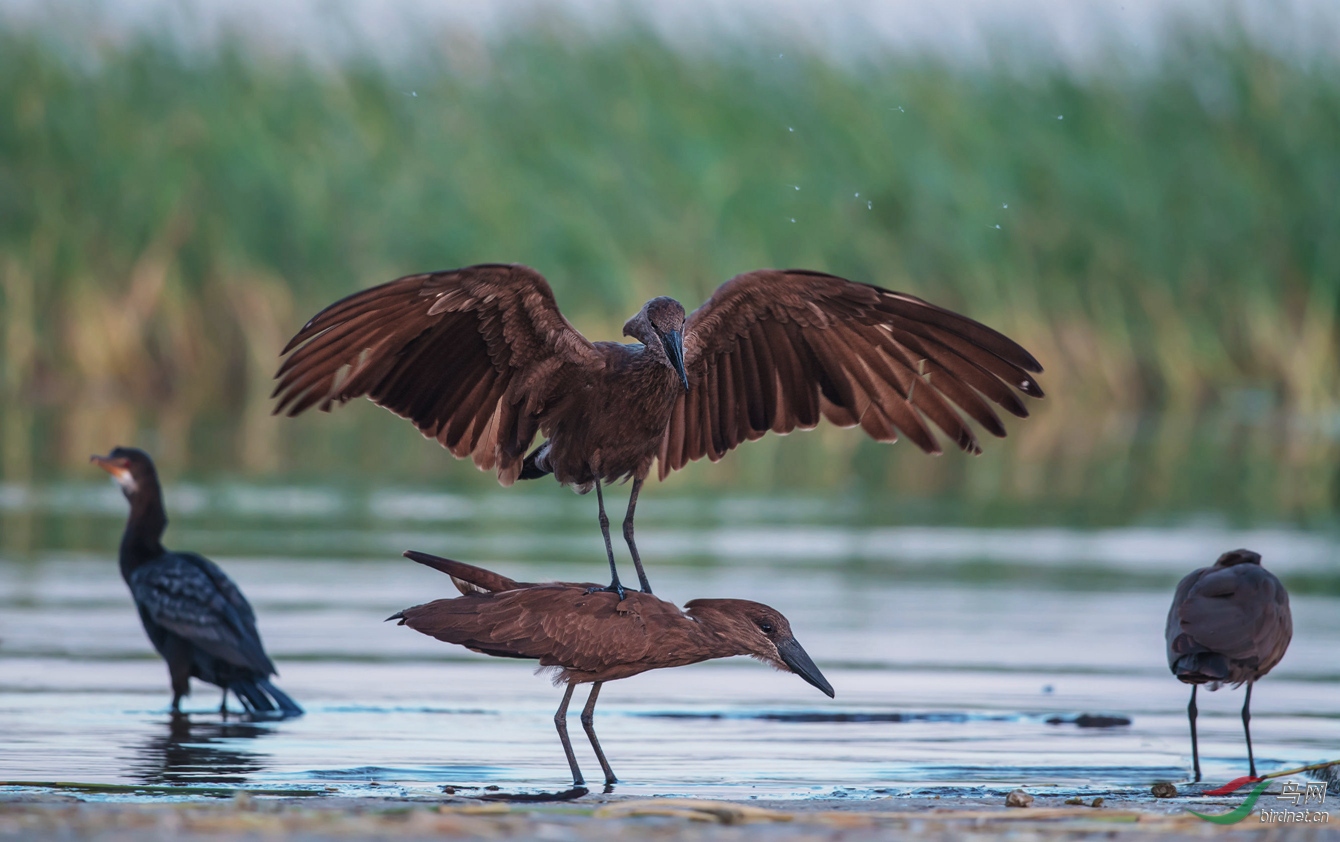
[256,679,304,716]
[229,679,277,714]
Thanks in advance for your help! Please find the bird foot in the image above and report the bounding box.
[587,582,627,600]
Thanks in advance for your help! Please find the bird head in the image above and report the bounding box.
[624,297,689,391]
[684,598,835,697]
[90,446,159,500]
[1214,548,1263,568]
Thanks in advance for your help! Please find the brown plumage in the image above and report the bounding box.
[388,550,834,789]
[275,264,1044,595]
[1166,549,1292,782]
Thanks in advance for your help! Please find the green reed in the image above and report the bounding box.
[1,20,1338,478]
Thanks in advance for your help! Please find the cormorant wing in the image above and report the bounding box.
[273,264,604,485]
[128,552,276,676]
[659,269,1044,478]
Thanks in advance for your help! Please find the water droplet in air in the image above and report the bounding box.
[994,224,1001,229]
[1057,114,1064,120]
[867,201,872,210]
[788,127,794,132]
[790,218,796,223]
[854,192,860,198]
[1002,203,1009,209]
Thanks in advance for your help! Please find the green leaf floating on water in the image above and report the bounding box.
[1188,780,1271,824]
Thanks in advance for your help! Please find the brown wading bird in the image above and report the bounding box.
[93,448,302,717]
[274,265,1044,596]
[1166,549,1291,782]
[388,550,834,789]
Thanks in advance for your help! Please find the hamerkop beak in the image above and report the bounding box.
[663,328,689,392]
[778,637,834,698]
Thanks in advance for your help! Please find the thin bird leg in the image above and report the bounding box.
[1188,685,1201,783]
[580,682,617,786]
[592,480,626,600]
[219,688,229,718]
[622,476,652,594]
[1242,682,1256,778]
[554,683,584,787]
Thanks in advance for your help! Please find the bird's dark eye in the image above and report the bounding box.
[757,621,774,634]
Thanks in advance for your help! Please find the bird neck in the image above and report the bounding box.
[119,490,167,576]
[686,608,760,660]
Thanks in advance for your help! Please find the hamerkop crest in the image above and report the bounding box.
[1166,549,1292,782]
[275,264,1045,596]
[388,550,833,790]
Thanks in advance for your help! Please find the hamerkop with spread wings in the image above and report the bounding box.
[388,550,834,789]
[1166,549,1292,782]
[274,264,1044,596]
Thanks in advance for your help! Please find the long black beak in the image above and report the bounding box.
[777,637,835,698]
[663,329,689,391]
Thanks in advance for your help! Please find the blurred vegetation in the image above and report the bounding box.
[0,19,1338,522]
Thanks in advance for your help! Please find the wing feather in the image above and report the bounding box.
[395,587,659,676]
[129,553,276,676]
[273,264,603,484]
[660,269,1042,478]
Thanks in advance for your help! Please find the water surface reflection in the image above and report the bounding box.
[127,715,271,785]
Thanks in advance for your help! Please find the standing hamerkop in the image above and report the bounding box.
[389,551,834,790]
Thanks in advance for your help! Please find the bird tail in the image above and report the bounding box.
[1172,652,1232,686]
[230,678,303,717]
[229,680,276,714]
[256,679,304,716]
[518,443,553,480]
[402,550,525,594]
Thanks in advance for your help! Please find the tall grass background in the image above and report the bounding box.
[1,15,1338,523]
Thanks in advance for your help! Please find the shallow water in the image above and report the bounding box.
[1,479,1338,801]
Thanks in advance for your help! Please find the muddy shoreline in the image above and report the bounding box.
[4,785,1329,841]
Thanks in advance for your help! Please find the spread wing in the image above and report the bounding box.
[129,552,275,676]
[659,270,1044,478]
[1169,564,1293,676]
[393,587,659,675]
[273,264,603,485]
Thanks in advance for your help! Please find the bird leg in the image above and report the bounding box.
[1188,685,1201,783]
[580,682,617,787]
[1242,682,1256,778]
[219,688,229,719]
[622,476,652,594]
[591,480,626,600]
[168,648,191,716]
[553,683,585,787]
